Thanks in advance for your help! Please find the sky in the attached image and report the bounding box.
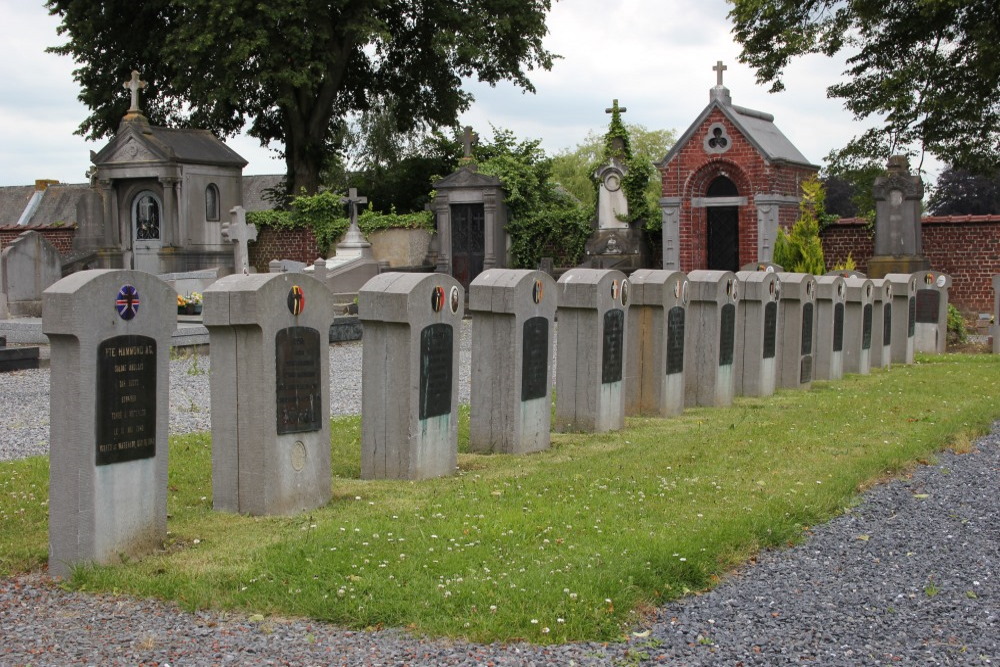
[0,0,889,187]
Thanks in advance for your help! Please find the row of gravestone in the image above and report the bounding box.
[41,266,951,576]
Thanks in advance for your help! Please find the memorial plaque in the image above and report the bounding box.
[800,355,813,384]
[915,289,940,324]
[883,306,892,345]
[801,303,814,355]
[763,301,778,359]
[862,304,873,350]
[275,326,323,435]
[666,306,685,375]
[719,303,736,366]
[908,296,916,336]
[601,309,624,384]
[96,335,157,465]
[521,316,549,401]
[419,323,454,420]
[833,303,845,352]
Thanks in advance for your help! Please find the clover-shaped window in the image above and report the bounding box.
[703,123,732,154]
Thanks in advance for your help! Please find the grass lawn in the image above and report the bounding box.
[2,353,999,643]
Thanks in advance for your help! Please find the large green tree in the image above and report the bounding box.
[729,0,1000,173]
[46,0,556,195]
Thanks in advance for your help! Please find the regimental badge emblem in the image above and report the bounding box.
[611,280,619,301]
[532,279,544,304]
[287,285,305,315]
[431,285,445,313]
[115,284,140,321]
[620,280,630,307]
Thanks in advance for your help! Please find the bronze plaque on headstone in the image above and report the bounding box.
[666,306,685,375]
[601,309,624,384]
[719,303,735,366]
[420,323,453,420]
[521,317,549,401]
[96,335,157,465]
[276,326,323,435]
[907,296,916,336]
[915,289,940,324]
[833,303,845,352]
[763,302,778,360]
[883,305,892,346]
[862,304,873,350]
[801,303,814,355]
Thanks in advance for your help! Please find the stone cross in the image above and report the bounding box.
[713,61,727,87]
[124,70,147,113]
[222,205,258,275]
[605,99,628,115]
[462,126,476,159]
[339,188,369,247]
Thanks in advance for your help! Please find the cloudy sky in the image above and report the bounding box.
[0,0,884,187]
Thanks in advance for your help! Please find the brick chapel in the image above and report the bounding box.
[657,62,818,272]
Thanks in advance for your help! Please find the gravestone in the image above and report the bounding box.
[358,272,463,479]
[741,262,783,273]
[204,272,334,515]
[867,156,931,277]
[555,268,629,432]
[912,271,951,354]
[775,272,817,390]
[221,206,258,275]
[813,275,847,381]
[869,278,894,369]
[684,270,740,407]
[1,230,63,317]
[468,269,557,454]
[884,273,918,364]
[734,270,780,397]
[43,270,174,577]
[842,276,875,375]
[625,269,689,417]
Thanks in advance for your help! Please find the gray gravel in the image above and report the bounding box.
[0,330,997,664]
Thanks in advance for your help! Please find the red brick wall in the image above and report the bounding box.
[0,225,77,256]
[248,226,321,273]
[820,215,1000,316]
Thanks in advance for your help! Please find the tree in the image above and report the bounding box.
[773,175,828,274]
[46,0,556,195]
[729,0,1000,173]
[928,168,1000,216]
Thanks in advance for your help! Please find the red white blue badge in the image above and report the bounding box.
[115,284,140,321]
[288,285,305,315]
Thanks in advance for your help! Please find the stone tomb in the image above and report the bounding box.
[884,273,918,364]
[684,270,740,407]
[358,272,464,479]
[869,279,894,369]
[555,268,629,432]
[1,230,63,318]
[43,270,174,577]
[625,269,689,417]
[775,272,817,390]
[813,275,847,381]
[468,269,557,454]
[912,271,951,354]
[204,273,334,515]
[842,276,875,375]
[734,270,780,397]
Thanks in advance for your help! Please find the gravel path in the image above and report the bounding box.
[1,332,997,665]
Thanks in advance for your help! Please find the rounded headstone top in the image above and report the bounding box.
[468,269,557,316]
[557,268,629,310]
[815,275,847,303]
[843,276,875,305]
[202,271,334,328]
[883,273,918,296]
[775,272,817,302]
[870,278,893,302]
[627,269,688,308]
[358,272,464,323]
[735,270,780,303]
[687,270,738,304]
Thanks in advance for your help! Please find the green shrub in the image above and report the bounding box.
[947,304,968,344]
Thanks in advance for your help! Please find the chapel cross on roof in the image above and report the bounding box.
[123,70,147,113]
[713,60,728,87]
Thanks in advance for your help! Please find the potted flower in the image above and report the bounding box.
[177,292,203,315]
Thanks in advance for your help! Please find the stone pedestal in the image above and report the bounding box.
[684,270,739,407]
[581,228,650,272]
[734,270,780,397]
[814,276,846,381]
[842,277,875,375]
[625,269,689,417]
[468,269,557,454]
[775,273,817,390]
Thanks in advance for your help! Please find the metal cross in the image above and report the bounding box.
[123,70,147,113]
[341,188,368,228]
[605,99,627,115]
[713,61,727,87]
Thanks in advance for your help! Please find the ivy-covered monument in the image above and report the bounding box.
[657,62,818,272]
[73,72,248,274]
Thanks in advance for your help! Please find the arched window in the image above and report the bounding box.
[706,176,738,197]
[132,190,161,241]
[205,183,220,221]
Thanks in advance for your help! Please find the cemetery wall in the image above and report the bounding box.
[247,226,320,273]
[0,225,76,256]
[821,215,1000,316]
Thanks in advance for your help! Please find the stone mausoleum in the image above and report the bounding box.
[657,62,818,272]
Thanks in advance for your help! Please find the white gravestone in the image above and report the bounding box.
[358,272,464,480]
[885,273,918,364]
[684,270,740,407]
[625,269,689,417]
[734,270,781,397]
[842,277,875,375]
[775,272,817,390]
[813,275,847,381]
[912,271,951,354]
[468,269,557,454]
[43,270,175,577]
[222,206,258,275]
[204,272,335,515]
[869,278,894,370]
[555,268,630,432]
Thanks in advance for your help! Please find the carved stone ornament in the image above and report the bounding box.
[703,122,732,155]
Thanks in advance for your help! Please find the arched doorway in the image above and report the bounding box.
[705,176,739,272]
[131,189,162,273]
